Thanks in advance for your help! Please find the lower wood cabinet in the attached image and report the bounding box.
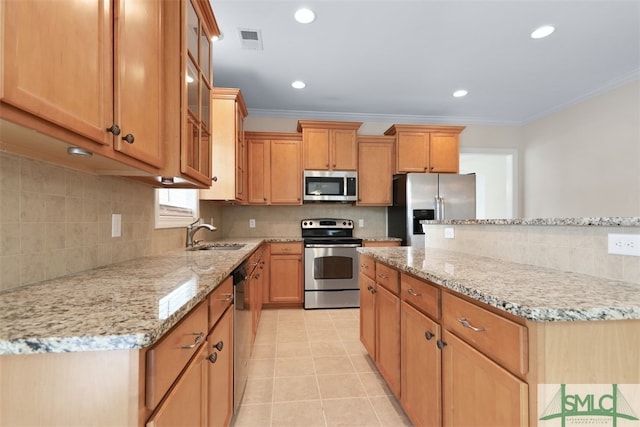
[206,308,234,427]
[401,301,442,427]
[359,272,376,357]
[442,330,528,427]
[375,284,401,397]
[267,242,303,305]
[146,344,207,427]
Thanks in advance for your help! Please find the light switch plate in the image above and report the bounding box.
[111,214,122,237]
[358,219,364,228]
[249,219,256,228]
[444,227,455,239]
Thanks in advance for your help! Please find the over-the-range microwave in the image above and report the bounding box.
[303,170,357,202]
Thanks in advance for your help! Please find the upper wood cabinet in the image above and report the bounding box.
[297,120,362,171]
[385,124,465,174]
[0,0,165,175]
[357,136,394,206]
[246,132,303,205]
[158,0,219,188]
[200,88,248,200]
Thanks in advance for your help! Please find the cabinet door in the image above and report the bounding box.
[302,128,330,170]
[401,302,441,427]
[359,273,376,357]
[247,138,270,204]
[270,139,302,205]
[375,285,401,397]
[331,129,357,170]
[207,308,233,427]
[442,330,528,427]
[147,344,207,427]
[269,254,303,303]
[396,132,429,173]
[1,0,113,145]
[114,0,163,167]
[430,132,459,173]
[357,140,394,205]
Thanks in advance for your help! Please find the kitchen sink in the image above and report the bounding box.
[187,243,246,251]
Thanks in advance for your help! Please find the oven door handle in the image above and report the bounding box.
[305,244,361,248]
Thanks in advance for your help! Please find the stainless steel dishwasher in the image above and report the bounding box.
[232,262,250,414]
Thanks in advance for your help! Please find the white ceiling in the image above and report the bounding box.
[209,0,640,125]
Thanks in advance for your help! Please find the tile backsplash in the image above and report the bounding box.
[0,152,185,292]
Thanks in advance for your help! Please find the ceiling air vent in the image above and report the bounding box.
[239,28,263,50]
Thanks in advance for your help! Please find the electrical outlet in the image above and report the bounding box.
[607,234,640,256]
[444,227,455,239]
[249,219,256,228]
[111,214,121,237]
[358,219,364,228]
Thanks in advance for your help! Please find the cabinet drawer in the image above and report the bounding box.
[442,292,528,377]
[270,242,302,255]
[401,273,440,319]
[359,255,375,280]
[208,276,233,331]
[146,301,208,409]
[375,262,399,294]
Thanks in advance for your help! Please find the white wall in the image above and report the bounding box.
[522,79,640,217]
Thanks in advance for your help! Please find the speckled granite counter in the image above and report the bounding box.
[422,217,640,227]
[0,239,265,355]
[358,246,640,322]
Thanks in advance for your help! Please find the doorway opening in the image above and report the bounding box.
[459,149,518,219]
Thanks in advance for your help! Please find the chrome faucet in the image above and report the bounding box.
[186,219,217,248]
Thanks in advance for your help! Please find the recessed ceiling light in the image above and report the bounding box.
[531,25,555,39]
[294,8,315,24]
[453,89,468,98]
[291,80,306,89]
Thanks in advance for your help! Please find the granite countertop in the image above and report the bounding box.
[358,246,640,322]
[0,239,266,355]
[422,217,640,227]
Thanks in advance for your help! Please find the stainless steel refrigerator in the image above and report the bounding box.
[387,173,476,246]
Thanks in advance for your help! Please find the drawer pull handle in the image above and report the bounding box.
[407,289,422,297]
[181,332,204,349]
[367,285,377,294]
[213,340,224,351]
[458,318,486,332]
[208,352,218,363]
[424,331,434,340]
[378,273,388,279]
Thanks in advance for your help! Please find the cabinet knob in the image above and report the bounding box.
[212,176,218,182]
[436,339,447,349]
[208,352,218,363]
[424,331,435,340]
[122,134,135,144]
[106,124,121,136]
[213,340,224,351]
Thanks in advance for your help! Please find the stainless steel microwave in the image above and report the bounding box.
[303,170,357,202]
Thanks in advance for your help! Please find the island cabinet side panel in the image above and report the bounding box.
[527,319,640,427]
[0,349,143,427]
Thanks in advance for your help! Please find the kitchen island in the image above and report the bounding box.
[358,244,640,426]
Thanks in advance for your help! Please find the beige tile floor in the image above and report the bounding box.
[232,308,412,427]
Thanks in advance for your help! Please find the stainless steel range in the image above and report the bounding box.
[302,218,363,309]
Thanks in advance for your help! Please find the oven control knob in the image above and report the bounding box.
[303,221,307,226]
[309,221,313,226]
